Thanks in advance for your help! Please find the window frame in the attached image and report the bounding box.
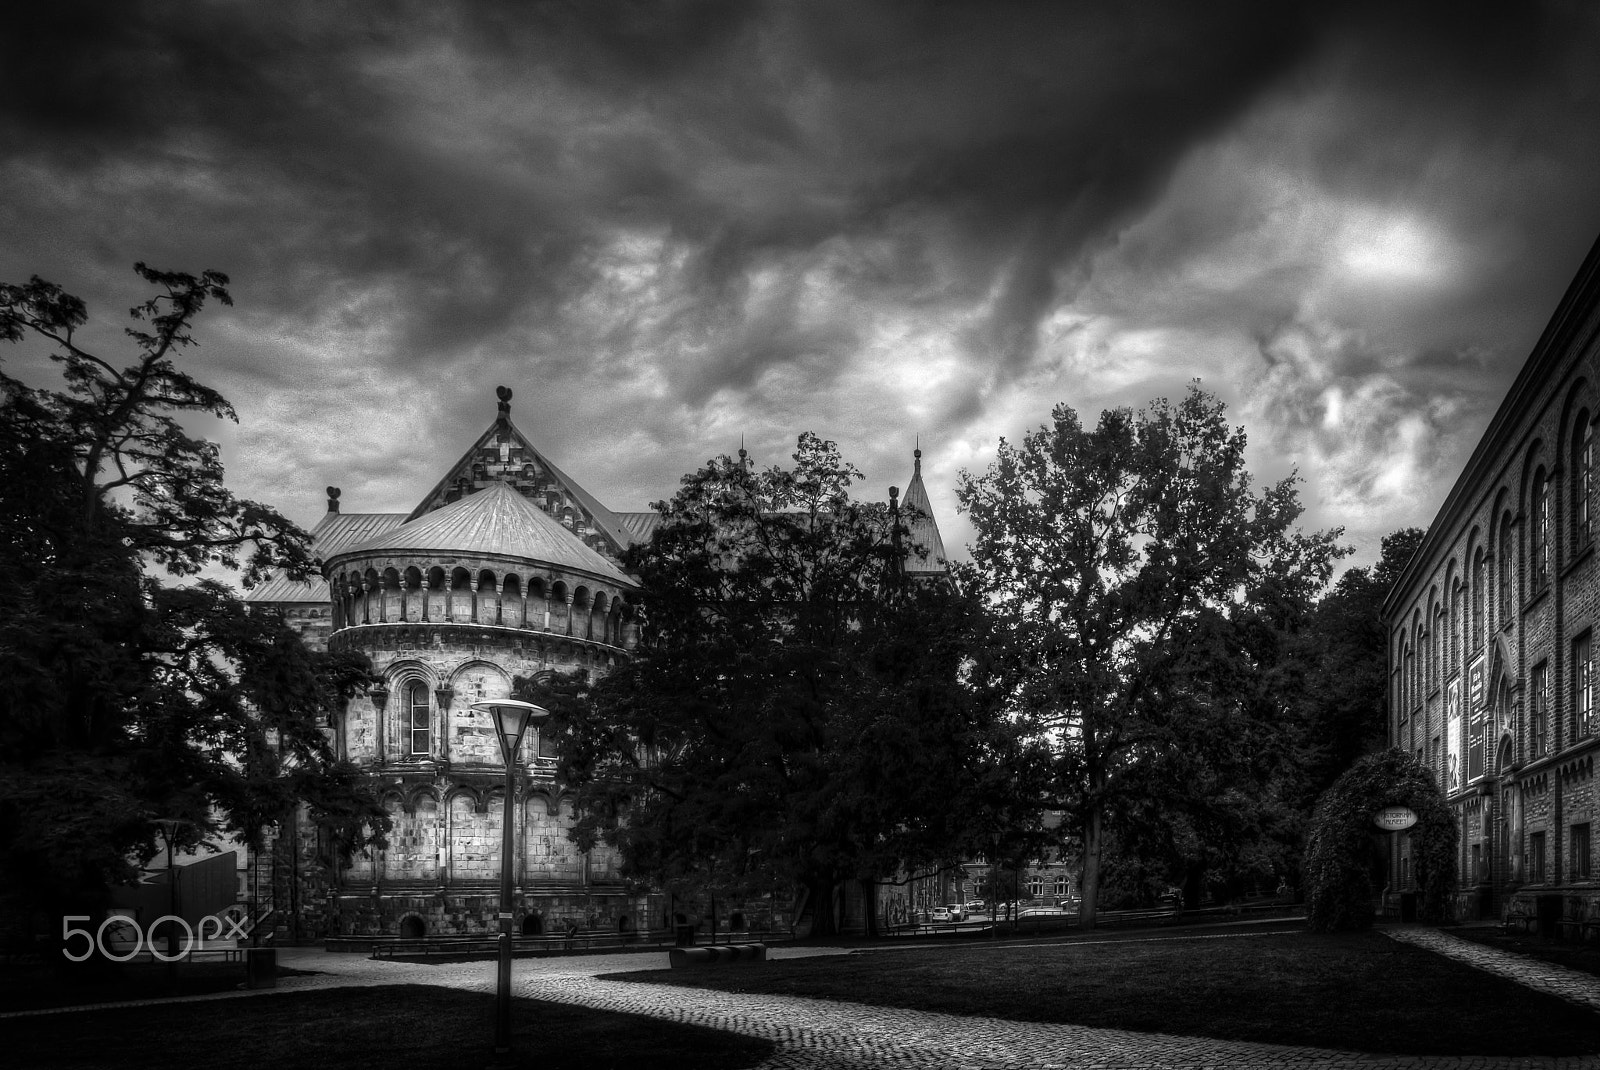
[1577,632,1594,741]
[1573,823,1592,881]
[1532,467,1551,590]
[407,681,431,757]
[1531,660,1550,758]
[1577,418,1593,550]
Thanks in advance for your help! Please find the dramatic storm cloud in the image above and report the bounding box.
[4,1,1600,569]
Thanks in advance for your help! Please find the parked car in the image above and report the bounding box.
[965,899,986,914]
[945,904,967,922]
[931,905,953,923]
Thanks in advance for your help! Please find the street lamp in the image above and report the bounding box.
[470,698,550,1063]
[153,817,192,991]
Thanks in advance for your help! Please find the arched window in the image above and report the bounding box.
[1576,417,1593,549]
[1472,548,1485,648]
[1404,639,1415,713]
[1499,513,1514,623]
[407,682,431,756]
[1530,660,1550,758]
[1532,468,1551,589]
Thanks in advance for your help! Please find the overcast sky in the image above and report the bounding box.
[5,1,1600,575]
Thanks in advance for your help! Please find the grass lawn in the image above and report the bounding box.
[0,985,772,1070]
[606,924,1600,1056]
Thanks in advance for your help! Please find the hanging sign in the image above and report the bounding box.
[1373,806,1418,832]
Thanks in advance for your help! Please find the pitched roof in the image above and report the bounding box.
[245,512,407,603]
[407,388,635,558]
[329,480,634,587]
[901,449,948,573]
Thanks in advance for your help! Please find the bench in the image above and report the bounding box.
[668,943,767,969]
[1501,901,1535,934]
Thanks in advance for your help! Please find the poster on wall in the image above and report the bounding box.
[1446,678,1462,792]
[1467,654,1486,781]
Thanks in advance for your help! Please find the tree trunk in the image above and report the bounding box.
[861,878,878,938]
[806,874,839,938]
[1079,804,1103,931]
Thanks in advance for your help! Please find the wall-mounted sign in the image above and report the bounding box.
[1446,678,1462,793]
[1373,806,1418,832]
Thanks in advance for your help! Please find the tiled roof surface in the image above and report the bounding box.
[900,454,948,573]
[330,481,633,586]
[614,511,662,544]
[246,512,407,603]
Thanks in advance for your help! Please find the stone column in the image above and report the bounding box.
[420,574,431,622]
[495,581,505,625]
[435,686,454,764]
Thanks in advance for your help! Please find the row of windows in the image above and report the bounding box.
[400,682,559,760]
[1402,824,1591,887]
[1397,412,1596,714]
[1404,631,1596,774]
[1527,823,1593,883]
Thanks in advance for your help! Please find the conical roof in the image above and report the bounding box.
[901,448,947,574]
[329,480,633,587]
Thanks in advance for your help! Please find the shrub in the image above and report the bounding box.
[1304,748,1456,931]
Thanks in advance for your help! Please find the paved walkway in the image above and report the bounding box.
[6,928,1599,1069]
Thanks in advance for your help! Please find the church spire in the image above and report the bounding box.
[901,442,947,575]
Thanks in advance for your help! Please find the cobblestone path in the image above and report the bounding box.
[6,933,1599,1069]
[1384,926,1600,1012]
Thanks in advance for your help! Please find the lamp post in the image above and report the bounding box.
[471,698,550,1064]
[153,818,191,991]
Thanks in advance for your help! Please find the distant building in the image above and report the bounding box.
[1384,235,1600,924]
[249,386,952,939]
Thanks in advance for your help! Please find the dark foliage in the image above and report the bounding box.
[525,434,1033,936]
[958,383,1345,926]
[1304,748,1456,930]
[0,265,388,928]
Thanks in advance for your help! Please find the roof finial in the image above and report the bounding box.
[496,385,513,420]
[738,435,749,468]
[326,486,341,514]
[913,435,922,476]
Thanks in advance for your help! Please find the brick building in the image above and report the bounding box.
[1384,235,1600,925]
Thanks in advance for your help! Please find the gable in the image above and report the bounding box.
[407,390,634,562]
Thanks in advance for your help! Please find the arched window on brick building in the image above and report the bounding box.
[1531,468,1551,590]
[1472,547,1485,648]
[1499,512,1514,623]
[1575,416,1593,550]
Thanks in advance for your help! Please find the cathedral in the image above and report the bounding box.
[248,386,950,939]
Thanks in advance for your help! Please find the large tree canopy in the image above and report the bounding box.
[957,383,1345,927]
[0,266,386,934]
[534,434,1027,936]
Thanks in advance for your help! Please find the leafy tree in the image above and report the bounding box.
[957,383,1344,928]
[533,435,1020,937]
[1291,527,1426,805]
[1304,748,1456,930]
[0,265,387,938]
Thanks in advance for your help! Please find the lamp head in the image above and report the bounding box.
[469,699,550,764]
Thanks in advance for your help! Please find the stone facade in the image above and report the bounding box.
[1386,235,1600,932]
[253,389,656,940]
